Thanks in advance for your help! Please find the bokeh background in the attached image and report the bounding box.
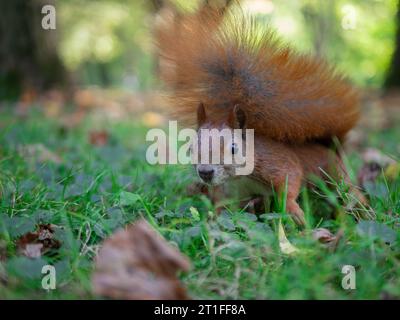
[1,0,400,101]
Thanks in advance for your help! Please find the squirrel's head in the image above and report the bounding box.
[193,103,249,185]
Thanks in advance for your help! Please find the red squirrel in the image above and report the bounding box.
[156,4,365,225]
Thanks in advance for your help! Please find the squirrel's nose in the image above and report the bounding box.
[198,168,214,183]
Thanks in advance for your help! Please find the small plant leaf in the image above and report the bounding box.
[189,207,200,222]
[6,257,47,280]
[119,191,141,206]
[1,215,36,239]
[356,221,397,245]
[217,212,235,231]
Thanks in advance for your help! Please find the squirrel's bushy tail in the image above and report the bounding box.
[155,4,360,143]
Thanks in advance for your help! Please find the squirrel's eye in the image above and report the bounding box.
[231,143,238,155]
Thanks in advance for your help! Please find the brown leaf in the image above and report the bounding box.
[358,148,396,188]
[60,109,86,130]
[89,130,109,146]
[23,244,43,259]
[358,162,382,188]
[312,228,336,243]
[74,89,99,110]
[92,219,191,300]
[312,228,344,251]
[16,224,61,258]
[361,148,395,167]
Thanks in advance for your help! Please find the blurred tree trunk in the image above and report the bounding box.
[385,0,400,90]
[0,0,67,101]
[149,0,164,13]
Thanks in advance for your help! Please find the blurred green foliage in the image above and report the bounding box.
[267,0,398,87]
[56,0,398,88]
[58,0,155,90]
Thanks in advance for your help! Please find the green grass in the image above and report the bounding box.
[0,106,399,299]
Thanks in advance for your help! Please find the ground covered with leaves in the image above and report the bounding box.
[0,97,399,299]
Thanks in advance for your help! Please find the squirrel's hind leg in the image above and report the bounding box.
[286,199,306,226]
[274,173,306,227]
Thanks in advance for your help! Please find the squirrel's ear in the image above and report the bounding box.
[197,102,206,127]
[232,105,247,130]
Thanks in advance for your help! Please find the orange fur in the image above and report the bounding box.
[252,138,333,225]
[156,6,360,143]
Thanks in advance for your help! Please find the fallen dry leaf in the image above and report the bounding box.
[74,89,99,110]
[312,228,336,243]
[23,244,43,259]
[278,220,299,255]
[16,224,61,258]
[312,228,344,251]
[92,219,191,300]
[358,148,397,188]
[358,162,382,189]
[361,148,396,167]
[89,130,109,146]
